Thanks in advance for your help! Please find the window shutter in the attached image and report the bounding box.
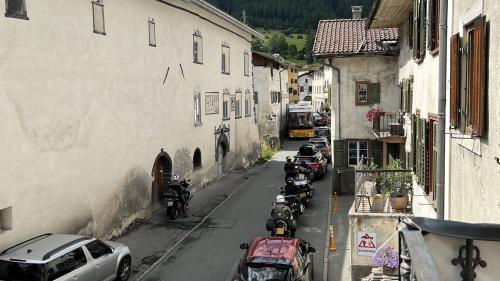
[415,117,422,184]
[408,80,413,114]
[471,16,486,137]
[333,140,347,169]
[413,0,419,59]
[410,114,417,172]
[370,140,383,167]
[450,33,460,128]
[427,0,434,50]
[402,79,408,112]
[422,118,429,193]
[419,0,427,58]
[432,122,438,201]
[369,83,381,104]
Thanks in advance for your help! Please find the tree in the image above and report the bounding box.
[288,44,298,57]
[252,38,265,51]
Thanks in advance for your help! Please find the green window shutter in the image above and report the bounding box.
[369,83,381,104]
[416,117,422,184]
[408,81,413,113]
[370,140,383,167]
[413,0,419,59]
[432,122,438,201]
[419,0,427,58]
[427,0,434,50]
[421,118,429,193]
[402,79,408,112]
[333,140,346,169]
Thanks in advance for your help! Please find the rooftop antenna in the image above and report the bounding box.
[241,9,247,24]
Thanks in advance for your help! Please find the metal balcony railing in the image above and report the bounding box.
[372,112,405,138]
[399,217,500,281]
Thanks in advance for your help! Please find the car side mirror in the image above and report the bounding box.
[239,243,249,250]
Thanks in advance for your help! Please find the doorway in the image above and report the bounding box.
[216,133,229,177]
[152,150,172,207]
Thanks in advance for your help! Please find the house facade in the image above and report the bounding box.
[252,51,289,145]
[0,0,261,249]
[288,64,299,104]
[311,66,333,112]
[298,71,313,102]
[313,17,401,193]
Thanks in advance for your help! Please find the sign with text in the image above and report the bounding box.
[205,92,219,115]
[357,231,377,256]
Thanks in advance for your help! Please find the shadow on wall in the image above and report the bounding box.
[78,167,151,239]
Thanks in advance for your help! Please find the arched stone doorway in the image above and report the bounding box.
[193,148,202,170]
[151,149,172,207]
[216,133,229,177]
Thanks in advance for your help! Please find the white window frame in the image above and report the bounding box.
[148,19,156,47]
[348,141,369,166]
[235,91,242,118]
[222,44,230,74]
[244,51,249,76]
[193,30,203,64]
[245,90,251,117]
[194,92,202,126]
[223,90,230,120]
[92,0,106,35]
[5,0,28,20]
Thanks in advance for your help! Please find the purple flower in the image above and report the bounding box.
[371,247,399,268]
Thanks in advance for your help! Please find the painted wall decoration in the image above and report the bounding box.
[205,92,219,114]
[357,231,377,256]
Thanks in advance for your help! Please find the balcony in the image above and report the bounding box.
[399,217,500,281]
[372,111,406,143]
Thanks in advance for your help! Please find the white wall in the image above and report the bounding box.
[331,56,400,140]
[298,74,312,102]
[0,0,259,249]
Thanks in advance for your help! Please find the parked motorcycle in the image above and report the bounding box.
[163,176,192,220]
[283,194,305,218]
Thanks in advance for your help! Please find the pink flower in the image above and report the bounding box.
[366,107,386,122]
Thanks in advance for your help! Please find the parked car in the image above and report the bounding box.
[308,137,331,163]
[314,126,331,142]
[233,236,316,281]
[298,144,320,157]
[294,154,328,179]
[313,113,327,127]
[0,233,131,281]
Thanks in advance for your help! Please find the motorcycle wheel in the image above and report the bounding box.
[167,207,179,220]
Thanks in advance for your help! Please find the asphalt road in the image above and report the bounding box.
[139,140,332,281]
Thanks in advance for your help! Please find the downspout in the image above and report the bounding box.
[331,66,341,139]
[436,0,448,220]
[279,68,287,140]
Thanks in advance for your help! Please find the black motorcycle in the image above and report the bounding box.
[283,194,305,218]
[163,178,192,220]
[266,218,296,238]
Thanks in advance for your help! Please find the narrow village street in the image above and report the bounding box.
[116,141,333,281]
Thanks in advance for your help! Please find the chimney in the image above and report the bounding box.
[352,6,363,19]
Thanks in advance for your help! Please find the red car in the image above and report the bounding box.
[233,236,316,281]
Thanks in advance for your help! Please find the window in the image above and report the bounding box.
[235,91,242,118]
[288,88,293,94]
[308,86,312,92]
[450,16,487,137]
[223,90,230,120]
[412,0,426,61]
[222,44,230,74]
[245,90,251,117]
[0,206,12,231]
[244,51,249,76]
[348,141,369,166]
[355,81,380,106]
[408,12,413,48]
[401,78,414,113]
[47,248,87,281]
[5,0,28,19]
[92,0,105,35]
[193,148,202,170]
[85,240,112,259]
[193,30,203,64]
[305,79,308,83]
[148,19,156,47]
[300,86,304,92]
[194,92,202,125]
[428,0,439,52]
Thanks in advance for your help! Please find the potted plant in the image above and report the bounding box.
[366,107,385,122]
[380,159,412,211]
[371,246,400,275]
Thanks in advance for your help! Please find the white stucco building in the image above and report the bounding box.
[311,66,333,112]
[252,51,289,145]
[0,0,262,249]
[298,71,313,103]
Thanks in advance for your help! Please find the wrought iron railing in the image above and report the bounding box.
[373,112,405,138]
[399,217,500,281]
[354,158,413,213]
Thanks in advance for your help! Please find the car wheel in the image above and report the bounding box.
[116,256,131,281]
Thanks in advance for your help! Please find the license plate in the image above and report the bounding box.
[167,201,174,207]
[276,228,285,235]
[300,192,307,199]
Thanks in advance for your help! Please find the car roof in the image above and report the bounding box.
[247,237,299,262]
[0,234,94,262]
[309,138,328,143]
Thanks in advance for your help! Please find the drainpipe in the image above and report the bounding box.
[278,68,287,140]
[436,0,448,220]
[331,65,341,139]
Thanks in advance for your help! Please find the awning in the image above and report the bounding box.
[368,0,413,29]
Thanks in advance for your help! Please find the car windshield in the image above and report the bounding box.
[309,142,325,148]
[245,263,290,281]
[295,157,314,164]
[0,260,45,281]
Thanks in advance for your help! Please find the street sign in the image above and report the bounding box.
[357,231,377,256]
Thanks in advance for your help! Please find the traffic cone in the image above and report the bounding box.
[332,192,340,211]
[329,225,336,251]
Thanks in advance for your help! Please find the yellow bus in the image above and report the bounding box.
[288,103,315,139]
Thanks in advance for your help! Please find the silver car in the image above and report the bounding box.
[0,233,131,281]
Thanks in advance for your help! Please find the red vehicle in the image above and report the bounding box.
[233,236,316,281]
